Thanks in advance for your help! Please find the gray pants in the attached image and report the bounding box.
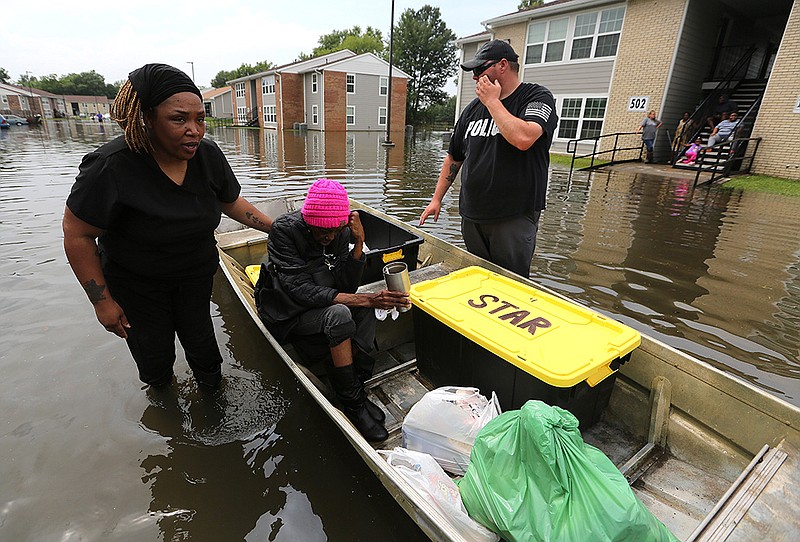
[291,304,376,354]
[461,211,541,278]
[706,133,730,147]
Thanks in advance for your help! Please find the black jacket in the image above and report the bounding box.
[254,211,365,340]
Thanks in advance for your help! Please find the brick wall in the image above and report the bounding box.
[324,71,346,132]
[492,23,527,75]
[751,1,800,180]
[390,77,407,131]
[602,0,687,157]
[278,73,305,130]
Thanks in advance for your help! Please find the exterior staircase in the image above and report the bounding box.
[673,79,766,174]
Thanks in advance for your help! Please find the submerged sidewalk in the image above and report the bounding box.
[596,161,718,184]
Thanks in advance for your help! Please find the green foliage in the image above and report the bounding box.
[0,67,9,84]
[393,5,457,125]
[299,26,385,61]
[22,71,118,98]
[211,60,274,88]
[518,0,544,10]
[416,95,456,126]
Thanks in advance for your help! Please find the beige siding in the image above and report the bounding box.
[751,0,800,180]
[522,60,614,94]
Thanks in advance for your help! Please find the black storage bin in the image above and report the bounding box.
[356,210,424,284]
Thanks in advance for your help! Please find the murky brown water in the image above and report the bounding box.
[1,121,798,540]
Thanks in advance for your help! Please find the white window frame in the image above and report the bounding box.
[378,106,387,125]
[346,105,355,125]
[235,82,245,98]
[570,7,625,60]
[379,76,388,96]
[525,17,568,64]
[263,105,276,124]
[555,96,607,140]
[261,75,275,95]
[312,73,318,93]
[525,6,625,66]
[312,104,319,125]
[346,74,355,94]
[237,106,247,124]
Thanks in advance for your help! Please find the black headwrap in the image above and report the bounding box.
[128,63,202,109]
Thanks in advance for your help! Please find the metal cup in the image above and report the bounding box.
[383,262,411,312]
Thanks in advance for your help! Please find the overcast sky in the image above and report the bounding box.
[2,0,522,90]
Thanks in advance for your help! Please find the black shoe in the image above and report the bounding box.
[330,364,388,442]
[365,397,386,424]
[346,404,389,442]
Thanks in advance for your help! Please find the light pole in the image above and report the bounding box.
[382,0,396,147]
[187,61,195,83]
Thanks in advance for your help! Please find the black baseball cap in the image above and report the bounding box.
[461,40,519,70]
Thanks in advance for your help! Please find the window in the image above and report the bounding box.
[312,73,318,93]
[235,82,245,98]
[557,97,607,139]
[261,76,275,95]
[346,106,355,125]
[237,106,247,124]
[263,105,276,123]
[570,12,597,60]
[312,104,319,125]
[526,18,568,64]
[379,76,388,96]
[570,7,625,60]
[346,74,355,93]
[558,98,582,139]
[378,107,387,125]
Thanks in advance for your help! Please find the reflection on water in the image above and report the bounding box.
[1,121,799,541]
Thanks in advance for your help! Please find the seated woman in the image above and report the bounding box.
[254,179,410,442]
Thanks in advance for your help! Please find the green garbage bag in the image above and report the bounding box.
[457,400,679,542]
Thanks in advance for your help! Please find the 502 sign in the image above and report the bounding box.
[627,96,650,111]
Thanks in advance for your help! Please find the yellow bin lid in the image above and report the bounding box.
[410,266,641,388]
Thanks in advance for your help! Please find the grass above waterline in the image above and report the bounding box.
[723,175,800,197]
[550,153,609,170]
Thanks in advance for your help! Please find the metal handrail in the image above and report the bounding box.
[567,132,643,178]
[693,136,762,186]
[672,45,758,163]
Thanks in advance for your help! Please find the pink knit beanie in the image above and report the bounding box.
[301,178,350,228]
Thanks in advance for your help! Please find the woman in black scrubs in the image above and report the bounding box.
[63,63,272,389]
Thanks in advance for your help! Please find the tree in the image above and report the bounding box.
[0,67,10,84]
[211,60,274,88]
[518,0,544,10]
[417,95,457,127]
[299,26,385,60]
[393,5,457,125]
[18,71,119,98]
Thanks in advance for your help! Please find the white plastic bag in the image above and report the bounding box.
[381,447,499,542]
[402,387,501,475]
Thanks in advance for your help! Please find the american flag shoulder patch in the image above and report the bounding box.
[525,101,552,121]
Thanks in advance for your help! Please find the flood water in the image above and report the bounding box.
[1,121,799,541]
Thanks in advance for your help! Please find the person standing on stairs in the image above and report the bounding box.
[637,110,662,163]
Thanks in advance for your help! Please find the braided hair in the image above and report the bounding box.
[112,80,153,154]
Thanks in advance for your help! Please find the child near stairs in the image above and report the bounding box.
[680,138,702,165]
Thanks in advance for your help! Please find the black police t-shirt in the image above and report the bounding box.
[448,82,557,222]
[67,136,241,279]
